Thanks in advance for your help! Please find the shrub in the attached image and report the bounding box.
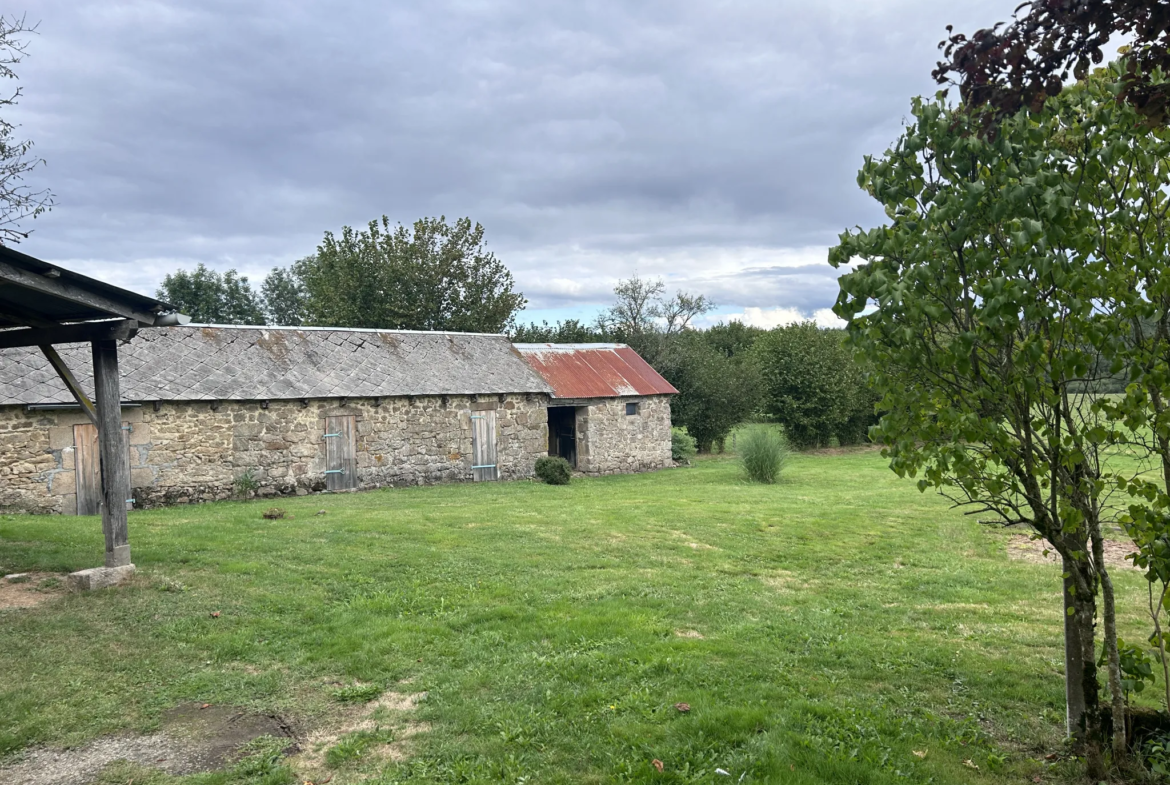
[671,427,698,464]
[534,456,572,485]
[234,468,260,497]
[739,427,788,484]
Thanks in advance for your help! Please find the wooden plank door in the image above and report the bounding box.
[74,423,102,515]
[324,415,357,490]
[471,410,499,481]
[74,422,132,515]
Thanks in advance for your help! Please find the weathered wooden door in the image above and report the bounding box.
[471,410,499,481]
[324,415,357,490]
[74,422,132,515]
[74,423,102,515]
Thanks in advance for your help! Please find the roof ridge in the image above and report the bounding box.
[180,323,507,338]
[512,342,627,350]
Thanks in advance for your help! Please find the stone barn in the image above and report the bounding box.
[0,325,554,514]
[514,343,677,475]
[0,329,679,515]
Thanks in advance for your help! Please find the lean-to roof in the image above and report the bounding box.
[0,325,552,406]
[513,343,678,399]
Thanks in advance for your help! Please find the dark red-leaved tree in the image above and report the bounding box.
[935,0,1170,123]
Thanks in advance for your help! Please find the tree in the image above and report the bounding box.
[294,216,525,332]
[0,15,52,244]
[829,88,1134,775]
[597,275,713,365]
[261,266,306,326]
[1072,64,1170,742]
[157,264,265,325]
[935,0,1170,126]
[751,323,875,449]
[510,319,609,343]
[596,275,665,338]
[659,330,762,453]
[704,320,767,359]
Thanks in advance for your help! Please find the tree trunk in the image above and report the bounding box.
[1072,570,1105,780]
[1094,530,1128,764]
[1063,559,1087,739]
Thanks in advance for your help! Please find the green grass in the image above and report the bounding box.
[0,450,1156,784]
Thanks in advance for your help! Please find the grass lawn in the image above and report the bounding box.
[0,449,1155,784]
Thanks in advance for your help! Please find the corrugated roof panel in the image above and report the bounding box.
[613,347,679,395]
[513,343,678,399]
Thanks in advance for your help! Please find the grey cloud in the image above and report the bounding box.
[14,0,1008,312]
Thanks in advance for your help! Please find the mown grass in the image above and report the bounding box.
[0,449,1156,784]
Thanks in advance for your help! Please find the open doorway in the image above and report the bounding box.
[547,406,577,468]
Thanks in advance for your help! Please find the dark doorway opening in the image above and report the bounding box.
[548,406,577,468]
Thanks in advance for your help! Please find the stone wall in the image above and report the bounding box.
[574,395,673,475]
[0,394,549,514]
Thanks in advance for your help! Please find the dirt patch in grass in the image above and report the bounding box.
[1007,534,1138,570]
[292,687,429,779]
[674,629,705,639]
[0,572,65,610]
[0,704,296,785]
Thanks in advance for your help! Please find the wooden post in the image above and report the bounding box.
[92,338,131,567]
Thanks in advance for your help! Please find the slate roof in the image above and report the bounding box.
[0,325,552,405]
[514,343,678,399]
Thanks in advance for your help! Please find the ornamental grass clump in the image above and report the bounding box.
[534,456,572,485]
[739,427,788,484]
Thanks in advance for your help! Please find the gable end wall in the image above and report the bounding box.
[574,395,673,476]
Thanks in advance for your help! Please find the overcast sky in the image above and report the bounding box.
[11,0,1011,327]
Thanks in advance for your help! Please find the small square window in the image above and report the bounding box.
[625,402,639,416]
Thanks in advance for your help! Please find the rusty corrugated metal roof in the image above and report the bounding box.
[513,343,678,399]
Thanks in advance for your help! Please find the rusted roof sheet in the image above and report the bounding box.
[513,343,678,399]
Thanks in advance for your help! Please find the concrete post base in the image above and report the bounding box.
[67,564,135,591]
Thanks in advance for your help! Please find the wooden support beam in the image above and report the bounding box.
[39,345,98,426]
[0,259,158,324]
[0,318,137,349]
[92,338,131,568]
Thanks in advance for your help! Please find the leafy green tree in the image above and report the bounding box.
[1071,65,1170,738]
[294,216,525,332]
[510,319,609,343]
[260,266,306,326]
[157,264,265,325]
[658,331,761,453]
[829,85,1133,773]
[751,323,875,449]
[704,320,767,359]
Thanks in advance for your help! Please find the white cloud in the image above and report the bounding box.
[705,305,846,330]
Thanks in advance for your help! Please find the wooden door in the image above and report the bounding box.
[74,423,102,515]
[471,410,499,481]
[74,422,132,516]
[324,415,357,490]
